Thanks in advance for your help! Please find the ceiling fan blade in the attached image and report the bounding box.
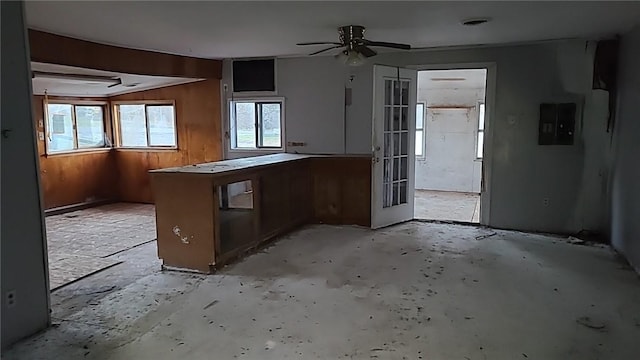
[363,40,411,50]
[297,41,342,46]
[309,45,343,56]
[355,45,377,58]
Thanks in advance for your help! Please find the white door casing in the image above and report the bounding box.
[371,65,418,229]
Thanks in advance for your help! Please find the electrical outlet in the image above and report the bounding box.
[6,290,16,308]
[543,198,550,207]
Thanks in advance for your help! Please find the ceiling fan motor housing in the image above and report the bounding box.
[339,25,366,50]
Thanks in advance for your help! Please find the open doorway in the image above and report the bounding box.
[414,69,487,223]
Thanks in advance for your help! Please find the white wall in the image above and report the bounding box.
[415,75,485,193]
[221,57,349,159]
[222,39,611,234]
[1,0,51,349]
[610,25,640,272]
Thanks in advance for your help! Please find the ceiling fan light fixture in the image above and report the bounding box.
[345,50,366,66]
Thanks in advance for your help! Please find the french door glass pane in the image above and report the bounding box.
[401,107,408,130]
[260,103,281,147]
[75,106,104,148]
[47,104,74,152]
[234,102,256,148]
[401,81,409,105]
[416,130,423,156]
[393,107,400,131]
[147,105,176,146]
[393,81,401,105]
[401,132,408,155]
[385,80,392,105]
[384,133,391,157]
[382,78,411,208]
[119,104,147,147]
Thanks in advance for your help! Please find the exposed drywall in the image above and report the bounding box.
[221,57,348,159]
[1,0,51,349]
[415,70,486,192]
[610,25,640,272]
[338,41,606,234]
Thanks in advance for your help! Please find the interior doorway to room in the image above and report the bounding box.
[414,69,487,223]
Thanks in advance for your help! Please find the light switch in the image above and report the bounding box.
[38,131,44,141]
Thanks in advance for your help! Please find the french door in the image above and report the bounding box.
[371,65,417,229]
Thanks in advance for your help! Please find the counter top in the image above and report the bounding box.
[149,153,313,175]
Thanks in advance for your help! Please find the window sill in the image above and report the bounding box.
[116,147,178,152]
[229,148,284,153]
[44,148,112,157]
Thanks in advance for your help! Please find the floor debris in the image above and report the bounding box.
[475,232,497,240]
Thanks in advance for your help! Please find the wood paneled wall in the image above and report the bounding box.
[110,79,222,203]
[312,157,371,227]
[33,95,118,209]
[34,79,222,209]
[29,29,222,79]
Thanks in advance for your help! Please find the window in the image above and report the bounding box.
[477,102,486,159]
[114,102,177,148]
[230,99,283,149]
[416,102,425,157]
[46,102,106,153]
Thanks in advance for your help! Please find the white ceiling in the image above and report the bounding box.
[25,1,640,59]
[418,69,487,90]
[31,62,201,97]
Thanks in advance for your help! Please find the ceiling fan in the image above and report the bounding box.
[297,25,411,65]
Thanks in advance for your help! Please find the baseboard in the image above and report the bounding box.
[44,199,115,217]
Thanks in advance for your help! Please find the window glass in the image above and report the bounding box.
[234,102,256,148]
[230,100,283,150]
[416,130,423,156]
[477,103,486,158]
[75,106,105,148]
[260,103,281,147]
[47,104,74,152]
[416,103,425,157]
[119,104,147,147]
[147,105,176,146]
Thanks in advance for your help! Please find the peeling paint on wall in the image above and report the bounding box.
[172,226,190,244]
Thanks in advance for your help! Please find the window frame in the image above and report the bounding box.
[43,99,109,155]
[228,97,285,151]
[476,101,485,160]
[415,102,426,159]
[112,100,178,150]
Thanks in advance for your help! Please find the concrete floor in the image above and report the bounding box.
[46,203,157,290]
[414,190,480,223]
[6,222,640,359]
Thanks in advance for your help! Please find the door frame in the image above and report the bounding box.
[370,65,418,229]
[414,62,497,226]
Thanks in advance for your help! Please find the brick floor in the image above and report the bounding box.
[46,203,157,290]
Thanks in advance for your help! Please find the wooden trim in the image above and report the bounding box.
[28,29,222,79]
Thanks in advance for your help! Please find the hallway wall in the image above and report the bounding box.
[610,25,640,273]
